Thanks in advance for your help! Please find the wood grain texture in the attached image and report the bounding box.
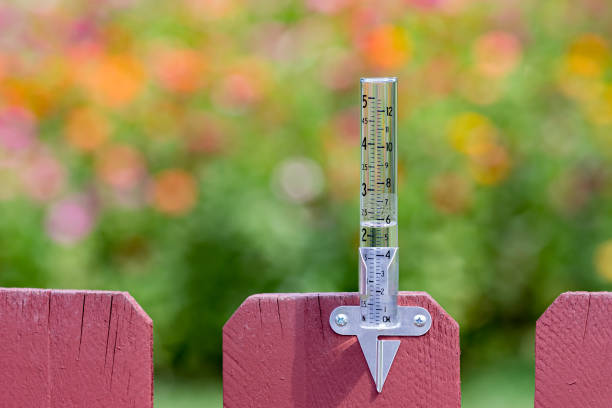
[536,292,612,407]
[223,292,460,408]
[0,288,153,408]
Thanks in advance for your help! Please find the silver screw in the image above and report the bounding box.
[335,313,348,327]
[413,314,427,327]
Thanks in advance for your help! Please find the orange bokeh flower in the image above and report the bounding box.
[65,107,110,152]
[361,25,411,69]
[77,54,146,108]
[151,169,197,215]
[152,47,206,94]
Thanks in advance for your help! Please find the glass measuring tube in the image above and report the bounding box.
[358,77,398,328]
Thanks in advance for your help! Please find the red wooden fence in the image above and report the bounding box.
[0,288,608,407]
[224,291,612,407]
[0,288,153,408]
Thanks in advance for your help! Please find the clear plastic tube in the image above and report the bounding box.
[358,77,399,327]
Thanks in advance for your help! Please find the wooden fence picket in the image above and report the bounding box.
[535,292,612,407]
[0,288,153,408]
[223,292,461,407]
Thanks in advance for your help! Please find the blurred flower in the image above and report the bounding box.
[45,194,96,245]
[64,107,110,152]
[422,55,457,96]
[447,112,511,185]
[0,106,36,151]
[405,0,445,10]
[595,240,612,281]
[272,157,324,204]
[95,144,146,190]
[252,23,297,63]
[182,0,239,20]
[76,54,146,108]
[557,34,610,104]
[151,47,206,94]
[429,172,472,214]
[473,31,522,78]
[349,7,384,43]
[185,113,227,155]
[565,33,610,78]
[21,149,65,202]
[212,59,268,111]
[361,25,411,70]
[151,169,197,215]
[306,0,350,14]
[447,112,497,154]
[468,141,511,185]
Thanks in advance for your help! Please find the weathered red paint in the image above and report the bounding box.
[223,292,460,407]
[536,292,612,407]
[0,288,153,408]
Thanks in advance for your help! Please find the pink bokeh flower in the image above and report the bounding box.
[45,194,97,245]
[0,106,36,151]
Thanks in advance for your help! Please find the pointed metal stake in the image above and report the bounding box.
[330,305,432,392]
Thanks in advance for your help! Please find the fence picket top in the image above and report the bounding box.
[0,288,153,408]
[223,291,461,408]
[536,291,612,408]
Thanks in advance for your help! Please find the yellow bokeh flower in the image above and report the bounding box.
[565,33,610,78]
[595,240,612,281]
[447,112,498,154]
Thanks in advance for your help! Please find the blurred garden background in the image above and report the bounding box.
[1,0,612,406]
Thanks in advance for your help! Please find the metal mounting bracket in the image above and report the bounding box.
[329,305,432,392]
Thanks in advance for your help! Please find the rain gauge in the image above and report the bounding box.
[329,78,432,392]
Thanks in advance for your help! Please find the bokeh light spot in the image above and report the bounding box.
[273,157,325,204]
